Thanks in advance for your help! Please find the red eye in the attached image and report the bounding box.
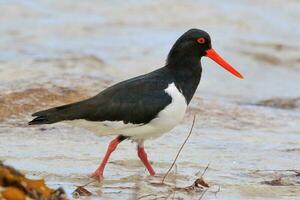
[197,37,205,44]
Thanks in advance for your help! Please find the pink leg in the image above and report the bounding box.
[137,145,156,176]
[91,136,122,180]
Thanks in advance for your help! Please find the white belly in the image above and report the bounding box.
[65,83,187,140]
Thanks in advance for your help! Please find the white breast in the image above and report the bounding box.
[145,82,187,136]
[65,83,188,140]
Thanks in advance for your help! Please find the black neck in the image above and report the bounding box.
[165,41,203,104]
[166,62,202,104]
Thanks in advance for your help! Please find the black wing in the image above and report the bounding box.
[29,68,173,125]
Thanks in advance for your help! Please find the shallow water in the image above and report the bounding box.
[0,0,300,199]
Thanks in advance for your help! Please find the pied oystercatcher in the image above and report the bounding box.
[29,29,243,180]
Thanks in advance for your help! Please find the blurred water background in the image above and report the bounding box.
[0,0,300,199]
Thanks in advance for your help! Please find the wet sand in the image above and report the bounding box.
[0,0,300,199]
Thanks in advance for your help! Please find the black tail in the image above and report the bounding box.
[28,105,70,125]
[29,116,51,125]
[28,101,88,125]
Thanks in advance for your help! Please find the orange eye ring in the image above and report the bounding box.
[197,37,205,44]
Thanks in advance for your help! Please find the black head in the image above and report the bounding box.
[167,29,211,66]
[167,28,243,79]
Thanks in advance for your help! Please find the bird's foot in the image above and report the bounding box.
[89,171,104,182]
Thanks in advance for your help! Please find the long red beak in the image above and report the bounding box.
[206,48,244,79]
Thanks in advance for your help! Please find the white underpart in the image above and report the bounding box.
[66,83,187,140]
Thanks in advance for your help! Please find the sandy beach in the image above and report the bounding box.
[0,1,300,199]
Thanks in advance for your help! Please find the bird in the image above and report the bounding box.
[29,28,243,180]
